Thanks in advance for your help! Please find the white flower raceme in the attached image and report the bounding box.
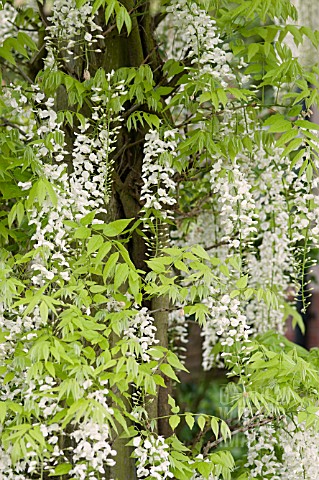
[133,434,173,479]
[141,129,177,218]
[158,0,234,87]
[210,159,257,247]
[202,290,251,370]
[0,3,17,46]
[0,303,44,360]
[245,416,319,479]
[0,442,35,479]
[123,307,158,361]
[70,421,117,479]
[45,0,103,64]
[245,419,282,479]
[279,420,319,479]
[27,75,124,287]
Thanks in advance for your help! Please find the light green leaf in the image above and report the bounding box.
[0,401,7,423]
[169,415,181,430]
[87,235,104,254]
[49,463,72,476]
[220,420,231,441]
[185,413,195,430]
[211,417,219,439]
[74,226,91,239]
[197,415,206,431]
[236,275,248,289]
[160,364,180,382]
[114,263,129,290]
[103,218,133,237]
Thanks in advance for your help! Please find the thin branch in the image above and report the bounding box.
[0,59,33,84]
[203,415,285,455]
[205,240,231,251]
[141,43,161,65]
[154,12,167,28]
[112,137,145,163]
[0,117,27,137]
[122,103,143,119]
[8,20,38,32]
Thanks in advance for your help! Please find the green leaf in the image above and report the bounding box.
[103,252,119,280]
[169,415,181,430]
[49,463,72,476]
[160,364,180,382]
[197,461,212,477]
[210,417,219,439]
[43,178,58,207]
[45,361,55,377]
[80,211,95,225]
[17,32,37,52]
[87,235,104,254]
[0,45,16,65]
[244,288,254,300]
[103,218,133,237]
[197,415,206,431]
[306,163,313,183]
[185,413,195,430]
[114,263,129,290]
[116,5,125,33]
[92,0,105,14]
[0,182,23,200]
[104,0,116,22]
[129,270,140,302]
[276,128,299,147]
[167,351,189,372]
[39,301,49,323]
[220,420,231,441]
[230,290,240,298]
[236,275,248,289]
[74,226,91,239]
[191,245,210,260]
[295,119,319,131]
[76,0,88,6]
[247,43,259,61]
[0,401,7,423]
[219,264,230,277]
[90,285,107,293]
[8,203,18,228]
[95,241,112,263]
[290,149,306,169]
[153,374,166,387]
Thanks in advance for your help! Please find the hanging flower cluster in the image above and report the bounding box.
[202,290,251,370]
[45,0,103,66]
[210,158,257,248]
[141,129,177,219]
[26,74,125,287]
[159,0,234,86]
[123,307,158,362]
[0,2,17,46]
[184,102,319,366]
[245,416,319,479]
[132,434,173,480]
[70,420,117,479]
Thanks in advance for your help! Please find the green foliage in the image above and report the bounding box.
[1,0,319,478]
